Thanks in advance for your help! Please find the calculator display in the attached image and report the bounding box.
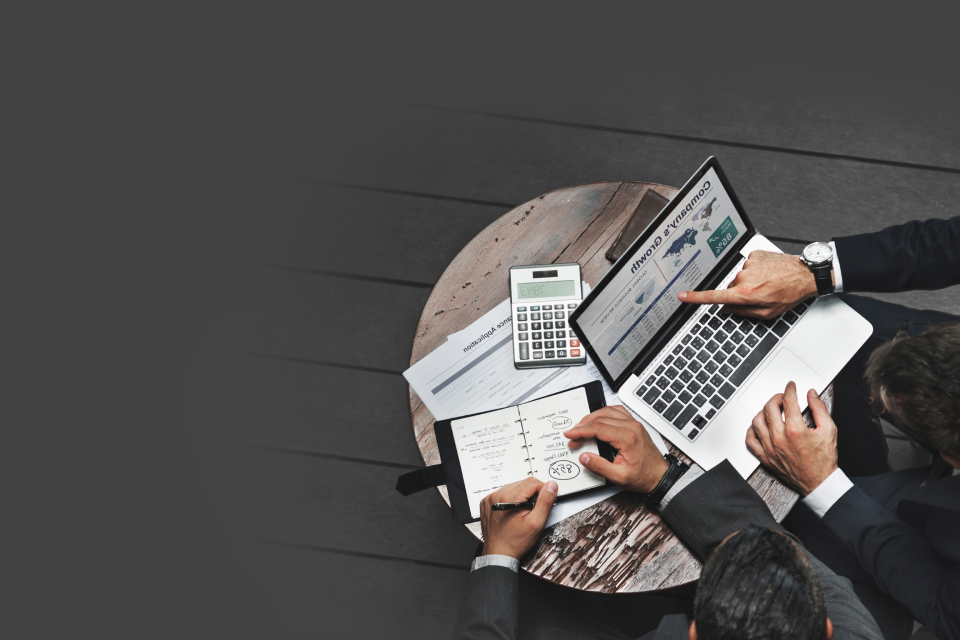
[517,280,575,299]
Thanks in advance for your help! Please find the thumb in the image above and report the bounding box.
[807,389,835,432]
[530,481,558,525]
[579,452,627,485]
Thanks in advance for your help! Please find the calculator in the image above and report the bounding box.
[509,263,587,369]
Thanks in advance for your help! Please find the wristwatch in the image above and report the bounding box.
[646,454,689,510]
[801,242,835,297]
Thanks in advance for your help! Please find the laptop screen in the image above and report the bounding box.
[575,165,749,382]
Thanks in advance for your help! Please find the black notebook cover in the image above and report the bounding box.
[434,381,615,524]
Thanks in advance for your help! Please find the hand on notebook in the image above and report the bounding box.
[564,405,670,494]
[745,381,839,496]
[480,478,558,560]
[678,250,819,319]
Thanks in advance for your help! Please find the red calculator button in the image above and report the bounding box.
[570,339,580,347]
[571,349,581,356]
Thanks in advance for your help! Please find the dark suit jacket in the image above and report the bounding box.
[452,462,883,640]
[822,468,960,640]
[831,217,960,638]
[833,216,960,292]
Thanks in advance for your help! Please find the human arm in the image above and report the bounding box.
[677,249,831,319]
[679,216,960,317]
[664,461,883,640]
[451,478,558,640]
[821,486,960,640]
[834,217,960,292]
[745,382,960,638]
[567,405,882,639]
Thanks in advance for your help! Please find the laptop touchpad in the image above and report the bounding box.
[738,348,825,416]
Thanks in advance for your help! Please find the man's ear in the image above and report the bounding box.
[689,620,697,640]
[825,616,833,640]
[941,451,960,470]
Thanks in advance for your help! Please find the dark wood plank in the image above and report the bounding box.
[206,263,430,372]
[230,177,507,284]
[200,442,479,566]
[231,540,469,639]
[189,352,422,466]
[378,57,960,170]
[272,101,960,247]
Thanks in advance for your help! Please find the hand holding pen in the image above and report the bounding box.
[479,478,558,560]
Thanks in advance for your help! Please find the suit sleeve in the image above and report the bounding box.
[833,217,960,292]
[452,566,519,640]
[822,486,960,640]
[662,461,884,640]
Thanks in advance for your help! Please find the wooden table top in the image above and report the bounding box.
[407,181,798,593]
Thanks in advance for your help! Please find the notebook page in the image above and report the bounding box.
[517,387,606,496]
[450,407,531,519]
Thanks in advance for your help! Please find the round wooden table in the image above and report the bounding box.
[408,181,799,592]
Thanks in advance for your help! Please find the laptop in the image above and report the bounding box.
[568,157,873,478]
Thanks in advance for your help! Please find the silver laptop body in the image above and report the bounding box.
[569,157,872,478]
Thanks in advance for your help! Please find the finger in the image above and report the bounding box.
[750,409,773,453]
[807,389,836,432]
[527,481,558,527]
[781,381,804,424]
[578,451,630,485]
[745,427,768,463]
[678,288,742,305]
[564,422,626,448]
[493,477,543,504]
[515,477,545,501]
[763,392,786,434]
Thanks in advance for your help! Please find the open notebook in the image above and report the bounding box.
[434,382,614,523]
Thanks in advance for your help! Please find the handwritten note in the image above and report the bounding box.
[517,387,605,495]
[450,386,605,519]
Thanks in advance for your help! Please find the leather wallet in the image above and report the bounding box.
[605,189,670,262]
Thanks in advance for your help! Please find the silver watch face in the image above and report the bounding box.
[803,242,833,265]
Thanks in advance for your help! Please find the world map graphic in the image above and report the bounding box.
[663,228,698,260]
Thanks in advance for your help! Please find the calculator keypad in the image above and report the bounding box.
[513,299,582,366]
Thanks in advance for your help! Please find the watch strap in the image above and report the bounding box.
[810,263,834,296]
[646,454,689,510]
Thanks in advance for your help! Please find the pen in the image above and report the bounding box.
[492,501,536,511]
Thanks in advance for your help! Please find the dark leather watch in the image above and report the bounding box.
[801,242,835,297]
[646,454,689,510]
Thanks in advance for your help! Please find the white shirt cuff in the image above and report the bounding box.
[828,240,844,293]
[471,554,519,573]
[802,468,853,518]
[659,464,705,510]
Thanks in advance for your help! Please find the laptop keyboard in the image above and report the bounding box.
[635,300,812,441]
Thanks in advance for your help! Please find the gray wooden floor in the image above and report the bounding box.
[188,56,960,638]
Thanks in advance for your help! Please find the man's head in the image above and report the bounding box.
[692,525,828,640]
[866,322,960,458]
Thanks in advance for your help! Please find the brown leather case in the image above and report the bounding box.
[605,189,670,262]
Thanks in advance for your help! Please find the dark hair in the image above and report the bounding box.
[866,322,960,455]
[694,525,826,640]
